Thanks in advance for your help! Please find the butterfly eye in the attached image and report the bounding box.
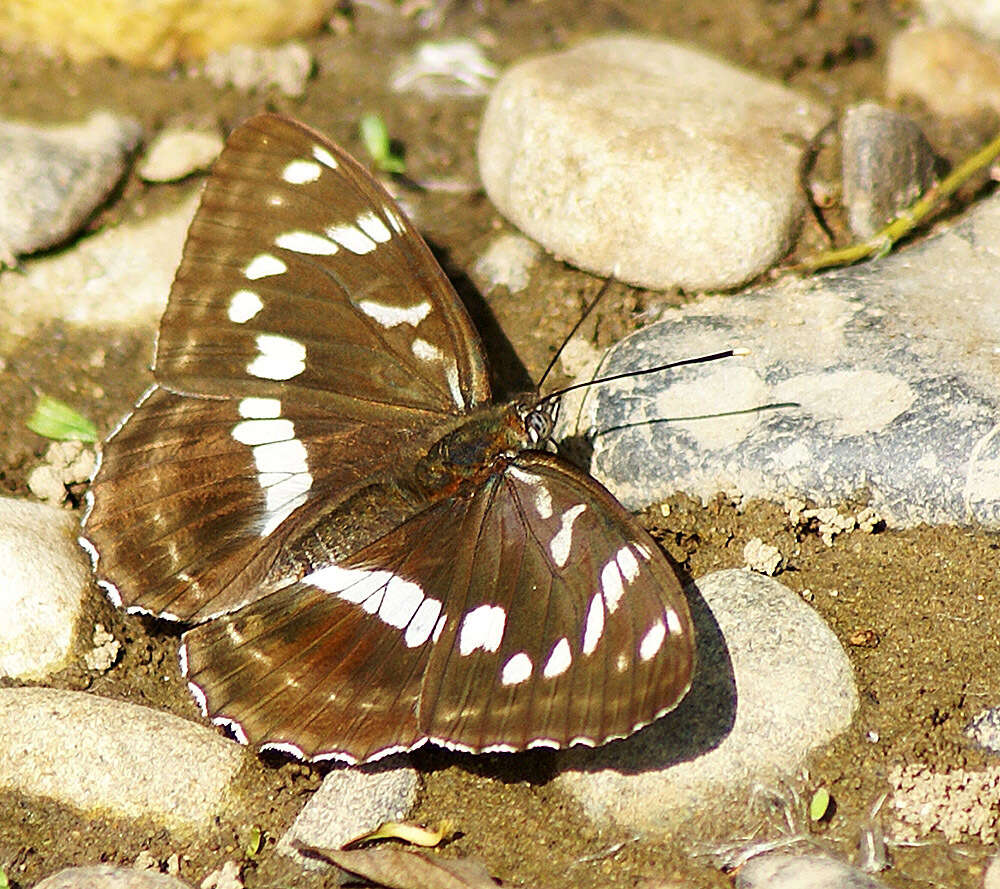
[525,406,554,446]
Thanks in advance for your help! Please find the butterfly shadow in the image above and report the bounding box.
[429,248,535,398]
[552,577,737,775]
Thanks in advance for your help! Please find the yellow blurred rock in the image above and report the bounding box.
[0,0,335,68]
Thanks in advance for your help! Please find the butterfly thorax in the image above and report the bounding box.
[415,397,541,496]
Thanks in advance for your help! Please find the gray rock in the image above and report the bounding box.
[277,764,420,869]
[0,112,141,266]
[553,570,857,840]
[563,190,1000,529]
[737,852,889,889]
[478,35,829,292]
[0,192,198,346]
[0,687,242,832]
[915,0,1000,42]
[840,103,935,238]
[0,497,90,679]
[887,26,1000,118]
[34,866,193,889]
[139,127,223,183]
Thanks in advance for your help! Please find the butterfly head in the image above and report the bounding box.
[516,395,556,449]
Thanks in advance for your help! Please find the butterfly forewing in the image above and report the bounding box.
[84,112,696,762]
[157,114,490,418]
[85,113,492,620]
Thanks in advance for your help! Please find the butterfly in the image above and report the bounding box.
[80,113,694,763]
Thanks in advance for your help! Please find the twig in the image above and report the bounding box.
[794,129,1000,274]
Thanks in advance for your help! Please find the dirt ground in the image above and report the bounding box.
[2,1,1000,887]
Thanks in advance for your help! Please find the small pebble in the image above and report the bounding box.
[840,102,935,238]
[887,26,1000,118]
[478,35,828,291]
[0,497,91,679]
[743,537,784,575]
[199,861,242,889]
[139,128,223,182]
[915,0,1000,42]
[0,112,140,265]
[737,852,889,888]
[27,440,96,505]
[196,41,314,97]
[473,233,539,293]
[83,622,122,672]
[33,865,192,889]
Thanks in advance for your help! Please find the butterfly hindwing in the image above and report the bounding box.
[180,451,693,761]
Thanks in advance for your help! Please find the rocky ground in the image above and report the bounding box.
[2,1,1000,888]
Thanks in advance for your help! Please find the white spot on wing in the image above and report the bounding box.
[542,637,572,678]
[238,397,281,419]
[639,621,666,661]
[282,159,322,183]
[634,542,652,561]
[252,439,311,535]
[378,576,424,629]
[508,466,541,486]
[356,210,392,243]
[601,559,624,613]
[356,299,432,328]
[307,565,389,601]
[459,604,506,655]
[445,360,464,409]
[432,613,447,642]
[412,338,443,362]
[228,289,263,323]
[327,223,376,254]
[534,487,553,519]
[549,504,587,568]
[231,418,294,446]
[405,597,443,647]
[231,395,312,536]
[501,652,533,685]
[244,253,287,280]
[247,334,306,380]
[616,546,640,583]
[384,206,407,234]
[312,145,339,168]
[275,230,339,255]
[582,593,604,655]
[304,565,429,636]
[665,608,684,636]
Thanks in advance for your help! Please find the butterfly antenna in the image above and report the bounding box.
[537,348,751,407]
[537,277,616,394]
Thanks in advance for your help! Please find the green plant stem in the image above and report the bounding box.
[796,129,1000,274]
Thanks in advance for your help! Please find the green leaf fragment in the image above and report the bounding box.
[809,786,832,821]
[359,113,406,174]
[27,395,98,442]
